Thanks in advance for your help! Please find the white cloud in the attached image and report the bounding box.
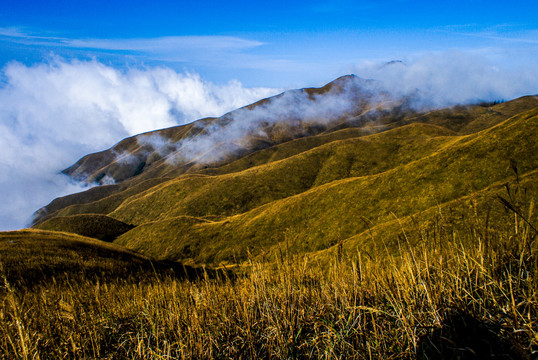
[0,28,265,65]
[0,58,278,230]
[352,50,538,108]
[67,36,264,52]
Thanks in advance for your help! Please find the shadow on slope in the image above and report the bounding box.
[417,310,531,360]
[35,214,134,242]
[0,229,225,289]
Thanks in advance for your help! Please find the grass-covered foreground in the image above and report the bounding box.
[1,200,536,359]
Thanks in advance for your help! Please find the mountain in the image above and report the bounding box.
[60,75,394,184]
[30,76,538,267]
[3,75,538,359]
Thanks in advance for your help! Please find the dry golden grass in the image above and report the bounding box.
[111,110,538,265]
[1,193,536,359]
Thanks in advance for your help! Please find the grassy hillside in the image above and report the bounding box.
[29,102,538,267]
[316,168,538,260]
[0,229,156,286]
[34,177,174,224]
[2,202,536,359]
[61,118,217,184]
[109,123,454,224]
[112,109,537,264]
[401,95,538,133]
[0,229,219,289]
[32,93,535,228]
[35,128,373,222]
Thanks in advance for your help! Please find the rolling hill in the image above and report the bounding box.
[28,76,538,267]
[0,229,220,287]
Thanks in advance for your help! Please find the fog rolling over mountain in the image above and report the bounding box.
[60,75,401,186]
[0,61,278,230]
[31,74,538,268]
[2,52,538,231]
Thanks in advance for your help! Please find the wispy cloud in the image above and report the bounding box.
[67,36,264,51]
[437,25,538,45]
[0,27,68,45]
[0,27,265,62]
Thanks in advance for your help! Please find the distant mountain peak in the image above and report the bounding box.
[384,60,405,66]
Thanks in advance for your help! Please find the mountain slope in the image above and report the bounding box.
[33,75,401,224]
[35,214,134,241]
[33,92,536,227]
[0,229,219,287]
[61,75,390,184]
[29,75,538,266]
[112,108,537,264]
[108,123,455,225]
[0,229,163,286]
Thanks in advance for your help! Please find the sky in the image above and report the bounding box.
[1,0,538,230]
[2,0,538,87]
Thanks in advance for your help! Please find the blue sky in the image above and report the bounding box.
[1,0,538,230]
[2,0,538,87]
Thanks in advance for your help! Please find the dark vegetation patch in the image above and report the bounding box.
[417,310,531,360]
[0,230,228,289]
[35,214,135,242]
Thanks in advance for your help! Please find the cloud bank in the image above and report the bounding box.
[351,50,538,108]
[126,51,538,169]
[0,58,278,230]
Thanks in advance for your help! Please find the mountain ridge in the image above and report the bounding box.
[30,88,538,266]
[32,78,538,228]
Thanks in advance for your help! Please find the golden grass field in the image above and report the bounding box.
[1,180,536,359]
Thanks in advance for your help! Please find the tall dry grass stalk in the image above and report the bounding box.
[1,193,536,359]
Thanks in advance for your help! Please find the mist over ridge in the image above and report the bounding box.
[1,51,538,230]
